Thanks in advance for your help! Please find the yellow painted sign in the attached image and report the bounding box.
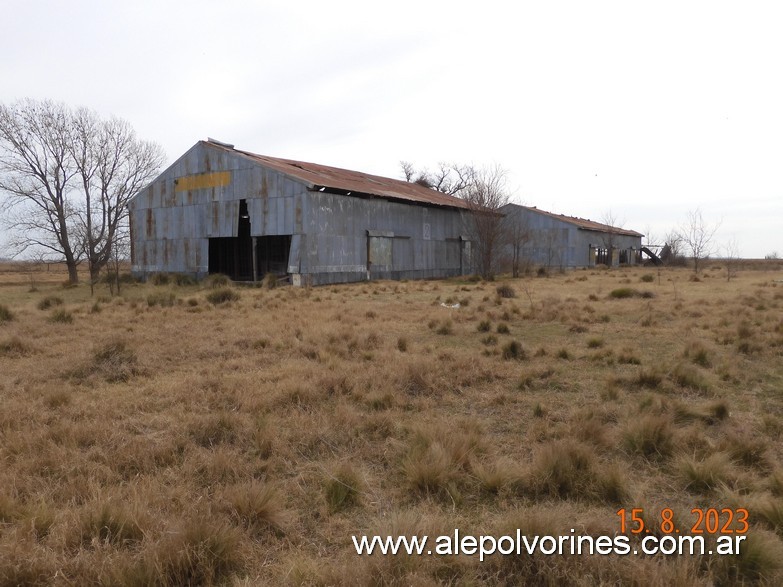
[174,171,231,192]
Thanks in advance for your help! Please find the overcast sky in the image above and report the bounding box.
[2,0,781,257]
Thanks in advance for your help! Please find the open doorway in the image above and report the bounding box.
[208,199,292,280]
[208,200,253,280]
[255,235,291,276]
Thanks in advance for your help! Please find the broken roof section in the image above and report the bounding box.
[505,203,643,238]
[204,139,470,210]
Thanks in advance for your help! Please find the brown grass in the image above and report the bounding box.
[1,262,782,584]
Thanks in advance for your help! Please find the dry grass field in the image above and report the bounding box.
[1,260,783,586]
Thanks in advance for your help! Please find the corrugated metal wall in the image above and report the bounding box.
[129,142,471,284]
[502,205,642,269]
[129,143,307,277]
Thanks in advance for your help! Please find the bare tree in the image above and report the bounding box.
[660,230,685,266]
[462,165,510,279]
[599,210,625,267]
[70,109,164,291]
[400,161,475,196]
[401,161,510,279]
[723,237,741,282]
[0,99,164,285]
[679,208,720,273]
[0,99,82,282]
[505,207,532,278]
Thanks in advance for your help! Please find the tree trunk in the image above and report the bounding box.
[66,259,79,284]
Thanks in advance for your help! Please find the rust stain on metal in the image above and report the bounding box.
[146,209,154,238]
[175,171,231,193]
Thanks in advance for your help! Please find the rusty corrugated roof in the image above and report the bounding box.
[507,204,643,237]
[203,140,470,210]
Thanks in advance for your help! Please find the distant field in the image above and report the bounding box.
[1,262,783,585]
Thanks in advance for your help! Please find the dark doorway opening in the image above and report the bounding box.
[208,200,253,280]
[256,235,291,276]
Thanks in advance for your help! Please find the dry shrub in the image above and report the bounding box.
[496,284,516,298]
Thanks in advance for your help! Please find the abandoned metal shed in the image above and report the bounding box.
[500,203,644,269]
[128,139,474,285]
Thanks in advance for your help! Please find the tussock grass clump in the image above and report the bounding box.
[91,339,142,382]
[622,414,674,460]
[496,322,510,334]
[396,337,408,352]
[147,291,176,307]
[48,308,73,324]
[0,303,13,323]
[610,287,637,299]
[0,336,31,357]
[76,500,145,547]
[261,273,278,289]
[671,362,711,392]
[403,424,482,497]
[496,284,516,298]
[173,273,196,286]
[632,369,663,389]
[640,273,655,282]
[435,319,453,335]
[398,361,441,395]
[716,529,783,584]
[525,441,628,503]
[587,337,604,348]
[129,518,243,587]
[678,452,734,494]
[206,287,239,304]
[609,287,655,299]
[149,272,171,286]
[222,481,286,535]
[720,432,771,470]
[324,464,363,513]
[501,340,526,360]
[204,273,230,288]
[36,295,63,310]
[682,339,712,367]
[477,320,491,332]
[473,456,519,494]
[189,412,240,447]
